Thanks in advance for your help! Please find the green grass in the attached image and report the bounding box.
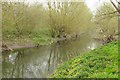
[30,28,55,45]
[51,41,119,78]
[3,28,55,45]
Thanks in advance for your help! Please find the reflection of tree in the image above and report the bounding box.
[48,48,52,72]
[47,34,94,74]
[47,43,60,74]
[11,50,25,78]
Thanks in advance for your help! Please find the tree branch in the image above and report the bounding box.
[116,0,120,5]
[110,0,120,14]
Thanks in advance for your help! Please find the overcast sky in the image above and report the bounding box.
[85,0,105,11]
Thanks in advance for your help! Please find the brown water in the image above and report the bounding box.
[2,33,102,78]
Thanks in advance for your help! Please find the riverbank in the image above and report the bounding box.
[2,36,54,52]
[2,32,82,52]
[51,41,118,78]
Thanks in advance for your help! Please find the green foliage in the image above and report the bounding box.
[31,28,55,45]
[51,41,118,78]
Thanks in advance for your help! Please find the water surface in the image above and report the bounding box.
[2,33,102,78]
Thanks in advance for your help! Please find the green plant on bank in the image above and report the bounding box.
[51,41,118,78]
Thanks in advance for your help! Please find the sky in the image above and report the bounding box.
[85,0,105,12]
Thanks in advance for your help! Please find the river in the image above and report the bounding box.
[2,33,102,78]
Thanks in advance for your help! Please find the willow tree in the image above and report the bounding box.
[95,2,118,36]
[47,1,94,38]
[94,2,118,42]
[2,2,28,36]
[2,1,48,39]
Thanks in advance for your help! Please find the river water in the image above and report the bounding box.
[2,33,102,78]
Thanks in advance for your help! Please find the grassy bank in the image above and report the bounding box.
[3,28,54,46]
[51,41,118,78]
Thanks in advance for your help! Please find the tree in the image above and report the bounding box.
[47,1,94,38]
[94,2,118,43]
[2,1,48,38]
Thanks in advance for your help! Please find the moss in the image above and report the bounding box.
[51,41,118,78]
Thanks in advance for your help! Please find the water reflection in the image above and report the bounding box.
[2,33,102,78]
